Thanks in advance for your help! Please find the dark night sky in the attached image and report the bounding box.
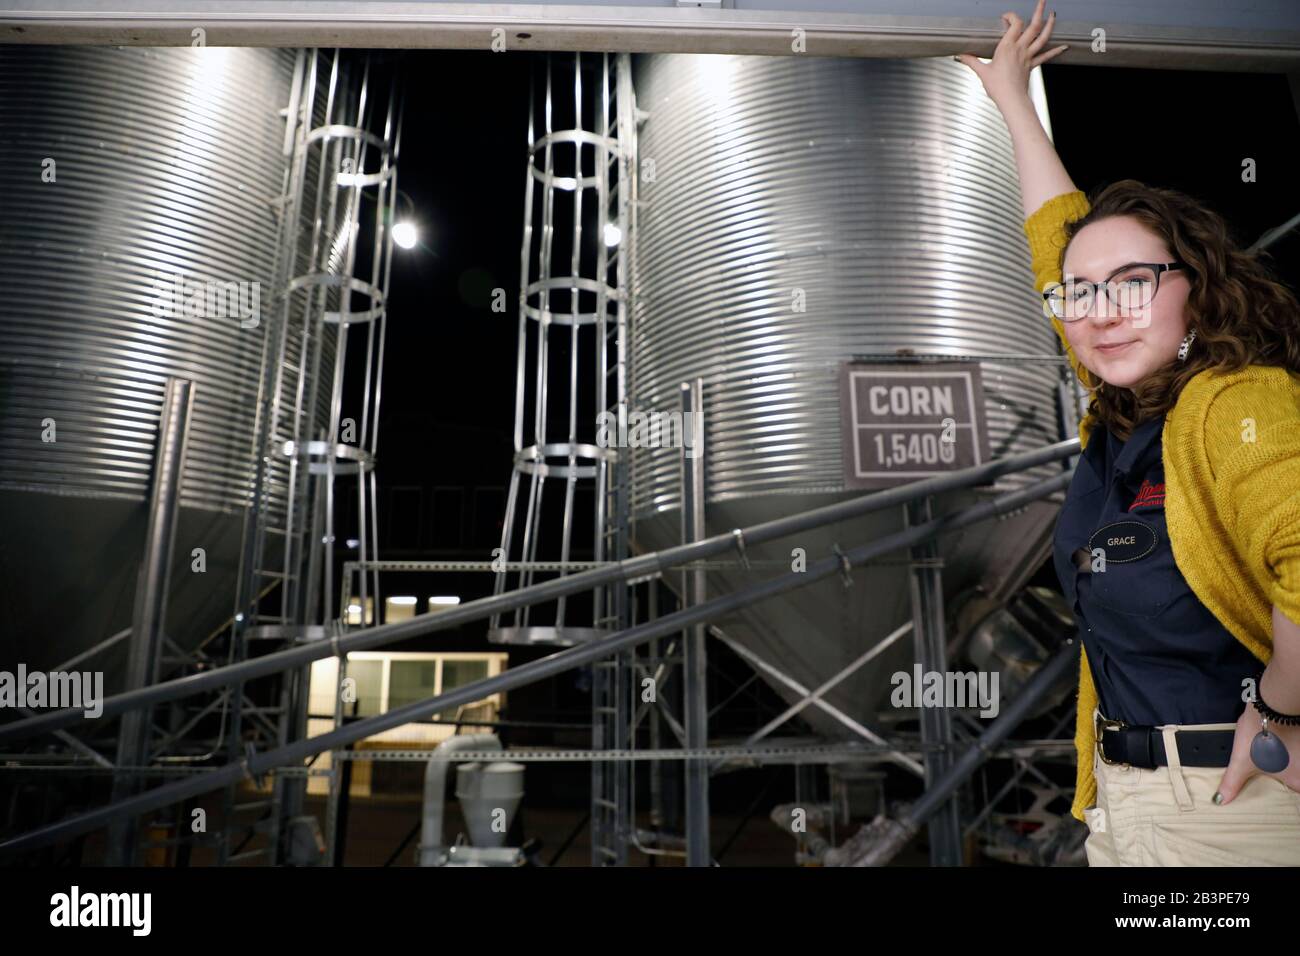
[372,50,536,551]
[1043,65,1300,286]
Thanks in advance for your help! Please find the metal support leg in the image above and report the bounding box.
[905,495,962,866]
[648,586,664,837]
[681,378,709,866]
[107,376,193,866]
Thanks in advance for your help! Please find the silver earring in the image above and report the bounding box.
[1177,329,1197,361]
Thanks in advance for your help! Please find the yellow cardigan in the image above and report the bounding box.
[1024,190,1300,822]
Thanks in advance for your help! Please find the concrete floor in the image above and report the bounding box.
[61,779,943,866]
[312,792,814,866]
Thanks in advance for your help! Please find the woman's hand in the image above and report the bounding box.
[1215,702,1300,804]
[955,0,1068,111]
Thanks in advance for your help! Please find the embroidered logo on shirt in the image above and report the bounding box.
[1127,479,1165,512]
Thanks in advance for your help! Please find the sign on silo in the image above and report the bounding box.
[839,361,992,490]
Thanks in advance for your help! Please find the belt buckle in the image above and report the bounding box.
[1095,713,1129,767]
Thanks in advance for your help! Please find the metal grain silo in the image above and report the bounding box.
[629,54,1070,735]
[0,47,314,687]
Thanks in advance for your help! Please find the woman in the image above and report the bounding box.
[957,1,1300,866]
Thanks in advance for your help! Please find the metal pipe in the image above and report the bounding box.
[0,469,1070,855]
[769,802,832,863]
[106,376,193,866]
[648,587,664,837]
[681,378,709,866]
[47,626,131,673]
[16,709,113,770]
[1250,208,1300,251]
[824,637,1080,867]
[0,438,1078,747]
[906,495,961,866]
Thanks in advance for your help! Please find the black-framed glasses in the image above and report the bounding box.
[1042,261,1189,322]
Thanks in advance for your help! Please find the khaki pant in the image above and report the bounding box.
[1084,708,1300,866]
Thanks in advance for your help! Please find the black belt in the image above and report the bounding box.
[1097,716,1235,769]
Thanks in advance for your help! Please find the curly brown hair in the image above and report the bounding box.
[1059,179,1300,440]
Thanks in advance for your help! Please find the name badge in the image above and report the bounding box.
[1087,520,1158,563]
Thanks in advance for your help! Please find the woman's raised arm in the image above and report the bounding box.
[956,0,1076,220]
[958,2,1095,446]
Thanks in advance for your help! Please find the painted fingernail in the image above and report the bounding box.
[1212,791,1224,804]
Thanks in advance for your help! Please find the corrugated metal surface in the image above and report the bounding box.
[0,46,296,512]
[0,47,366,681]
[629,54,1065,517]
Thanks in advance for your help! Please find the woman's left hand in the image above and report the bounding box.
[1215,703,1300,803]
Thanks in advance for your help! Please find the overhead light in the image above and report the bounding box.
[384,595,418,624]
[603,223,622,247]
[345,599,373,626]
[392,221,418,250]
[428,596,461,610]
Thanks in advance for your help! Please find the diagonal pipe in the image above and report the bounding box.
[0,438,1078,748]
[824,636,1081,866]
[0,468,1072,856]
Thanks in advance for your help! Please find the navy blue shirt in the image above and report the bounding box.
[1052,412,1259,726]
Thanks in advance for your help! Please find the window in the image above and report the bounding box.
[347,659,384,718]
[439,659,491,721]
[389,659,439,710]
[304,651,509,796]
